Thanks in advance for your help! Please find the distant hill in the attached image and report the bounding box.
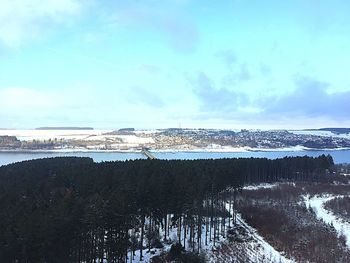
[306,128,350,134]
[36,127,94,130]
[118,128,135,132]
[318,128,350,134]
[104,128,135,135]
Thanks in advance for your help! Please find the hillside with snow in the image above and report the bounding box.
[1,128,350,152]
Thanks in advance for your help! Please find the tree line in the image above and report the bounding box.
[0,155,334,262]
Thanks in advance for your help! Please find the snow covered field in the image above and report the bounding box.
[0,129,154,149]
[0,129,113,141]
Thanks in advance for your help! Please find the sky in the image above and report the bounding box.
[1,0,350,130]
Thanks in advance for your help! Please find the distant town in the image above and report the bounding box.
[1,127,350,152]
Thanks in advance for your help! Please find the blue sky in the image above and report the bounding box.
[1,0,350,129]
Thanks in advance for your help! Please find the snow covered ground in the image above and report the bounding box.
[290,130,350,139]
[207,201,294,262]
[232,214,294,263]
[243,183,279,191]
[0,129,155,144]
[0,130,155,150]
[220,202,294,263]
[84,134,154,144]
[304,195,350,249]
[128,189,350,262]
[0,129,112,141]
[125,215,227,263]
[123,195,294,263]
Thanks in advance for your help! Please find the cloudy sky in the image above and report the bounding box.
[1,0,350,129]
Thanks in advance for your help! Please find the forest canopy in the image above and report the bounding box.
[0,155,334,262]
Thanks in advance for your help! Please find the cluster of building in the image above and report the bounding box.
[152,129,350,150]
[1,129,350,151]
[0,136,21,149]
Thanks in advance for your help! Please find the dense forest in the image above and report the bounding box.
[0,155,333,262]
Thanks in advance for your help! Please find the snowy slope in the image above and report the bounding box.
[220,203,294,263]
[290,130,350,139]
[305,195,350,249]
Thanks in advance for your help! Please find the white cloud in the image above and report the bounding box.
[0,0,84,48]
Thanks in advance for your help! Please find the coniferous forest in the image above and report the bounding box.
[0,155,334,262]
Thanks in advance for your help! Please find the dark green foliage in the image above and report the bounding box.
[164,244,205,263]
[168,243,184,259]
[0,155,333,262]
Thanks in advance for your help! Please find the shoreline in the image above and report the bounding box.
[1,147,350,154]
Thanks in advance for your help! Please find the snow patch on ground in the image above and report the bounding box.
[127,216,226,262]
[304,195,350,249]
[224,203,294,263]
[84,135,154,144]
[205,144,250,152]
[127,199,294,262]
[249,145,308,152]
[115,135,154,144]
[243,183,279,191]
[290,130,350,139]
[234,214,294,263]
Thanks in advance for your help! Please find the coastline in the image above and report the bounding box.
[1,146,350,154]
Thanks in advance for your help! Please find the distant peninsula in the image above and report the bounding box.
[35,127,94,130]
[317,128,350,134]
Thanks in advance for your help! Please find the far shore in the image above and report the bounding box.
[1,146,350,154]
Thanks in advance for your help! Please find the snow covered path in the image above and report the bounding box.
[221,203,294,263]
[305,195,350,249]
[235,214,294,263]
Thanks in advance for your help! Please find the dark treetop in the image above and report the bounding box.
[0,155,333,262]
